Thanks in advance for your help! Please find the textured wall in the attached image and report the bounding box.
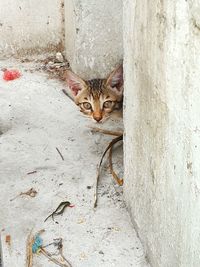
[0,0,64,58]
[123,0,200,266]
[64,0,123,79]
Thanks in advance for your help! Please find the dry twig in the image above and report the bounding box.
[88,126,123,137]
[108,145,123,186]
[27,170,37,175]
[26,231,34,267]
[62,89,74,101]
[94,135,123,208]
[40,248,72,267]
[56,147,65,161]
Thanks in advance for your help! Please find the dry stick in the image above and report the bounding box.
[26,231,34,267]
[27,170,37,175]
[88,126,123,137]
[94,135,123,208]
[60,252,72,267]
[56,147,64,161]
[40,248,71,267]
[56,238,72,267]
[62,89,74,101]
[108,144,123,186]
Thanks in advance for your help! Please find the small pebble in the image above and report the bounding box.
[56,52,64,63]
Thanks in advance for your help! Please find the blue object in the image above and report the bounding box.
[32,235,43,253]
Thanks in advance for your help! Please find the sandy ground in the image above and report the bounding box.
[0,59,150,267]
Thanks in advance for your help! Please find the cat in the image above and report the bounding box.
[64,65,123,123]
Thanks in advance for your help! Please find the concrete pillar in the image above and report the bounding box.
[123,0,200,266]
[64,0,123,79]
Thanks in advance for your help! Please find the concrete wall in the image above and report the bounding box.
[0,0,123,78]
[0,0,64,58]
[123,0,200,266]
[64,0,123,79]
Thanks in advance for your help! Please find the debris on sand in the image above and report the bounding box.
[2,69,21,81]
[10,188,38,202]
[5,235,11,247]
[27,230,72,267]
[56,52,64,63]
[36,52,70,81]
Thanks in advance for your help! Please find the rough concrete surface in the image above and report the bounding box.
[0,0,64,57]
[123,0,200,266]
[0,59,149,267]
[64,0,123,79]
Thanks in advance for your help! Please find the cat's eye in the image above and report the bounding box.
[82,102,92,110]
[103,101,113,109]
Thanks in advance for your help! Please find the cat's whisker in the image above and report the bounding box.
[79,114,91,119]
[100,115,110,123]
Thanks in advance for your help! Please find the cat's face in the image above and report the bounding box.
[65,65,123,122]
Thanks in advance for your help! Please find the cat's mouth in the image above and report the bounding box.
[93,119,103,123]
[93,114,111,123]
[80,110,111,123]
[93,116,103,123]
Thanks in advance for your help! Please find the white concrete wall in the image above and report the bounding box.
[0,0,64,58]
[64,0,123,79]
[124,0,200,266]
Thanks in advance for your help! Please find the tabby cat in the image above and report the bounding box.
[65,65,123,123]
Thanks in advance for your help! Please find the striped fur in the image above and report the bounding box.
[65,65,123,122]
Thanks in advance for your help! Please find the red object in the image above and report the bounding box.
[3,69,21,81]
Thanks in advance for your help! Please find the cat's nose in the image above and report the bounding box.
[94,116,102,122]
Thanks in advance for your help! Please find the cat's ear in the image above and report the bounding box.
[106,65,123,95]
[65,70,86,96]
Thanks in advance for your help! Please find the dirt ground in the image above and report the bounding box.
[0,58,150,267]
